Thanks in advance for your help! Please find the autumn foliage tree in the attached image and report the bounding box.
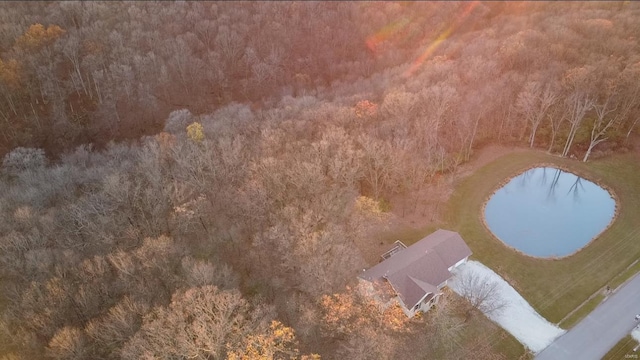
[354,100,379,119]
[0,58,21,90]
[228,321,320,360]
[320,286,413,359]
[15,24,66,50]
[121,286,273,359]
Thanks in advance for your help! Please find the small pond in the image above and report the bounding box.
[484,167,616,258]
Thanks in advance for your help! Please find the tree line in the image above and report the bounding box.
[1,1,640,359]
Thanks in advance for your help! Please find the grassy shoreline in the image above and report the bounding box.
[445,149,640,323]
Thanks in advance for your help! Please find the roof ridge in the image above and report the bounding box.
[407,275,430,288]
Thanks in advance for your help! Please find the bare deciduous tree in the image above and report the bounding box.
[1,147,47,175]
[46,326,88,360]
[423,293,466,354]
[561,91,593,157]
[357,134,398,200]
[455,272,507,320]
[121,285,273,360]
[84,296,149,359]
[583,95,619,162]
[180,256,239,290]
[516,81,559,148]
[320,285,411,359]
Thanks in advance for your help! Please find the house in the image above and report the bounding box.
[359,229,472,318]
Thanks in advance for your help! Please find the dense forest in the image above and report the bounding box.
[1,1,639,359]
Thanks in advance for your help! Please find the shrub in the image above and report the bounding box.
[163,109,194,135]
[2,147,47,175]
[186,122,205,143]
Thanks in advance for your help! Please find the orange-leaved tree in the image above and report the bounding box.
[227,320,320,360]
[16,23,66,50]
[354,100,379,119]
[320,285,411,337]
[0,58,22,90]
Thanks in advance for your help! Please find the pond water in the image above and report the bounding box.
[484,167,616,258]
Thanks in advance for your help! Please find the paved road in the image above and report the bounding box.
[536,273,640,360]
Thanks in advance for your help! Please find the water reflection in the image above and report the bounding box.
[484,167,615,258]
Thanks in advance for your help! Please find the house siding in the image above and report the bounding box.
[448,255,469,272]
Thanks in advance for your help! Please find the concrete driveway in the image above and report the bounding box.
[536,272,640,360]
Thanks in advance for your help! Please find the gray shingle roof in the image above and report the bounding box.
[359,229,472,309]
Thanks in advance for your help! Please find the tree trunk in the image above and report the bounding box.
[583,145,594,162]
[548,129,556,153]
[95,77,103,104]
[562,94,593,157]
[465,115,481,161]
[529,123,539,148]
[547,112,563,154]
[3,92,18,116]
[626,117,639,140]
[562,126,577,157]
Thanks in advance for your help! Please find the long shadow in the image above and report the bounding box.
[518,167,536,189]
[538,167,549,188]
[546,168,563,203]
[567,176,585,203]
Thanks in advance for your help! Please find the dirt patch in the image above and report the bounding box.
[391,144,526,229]
[358,144,526,265]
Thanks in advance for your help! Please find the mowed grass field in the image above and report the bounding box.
[603,335,639,360]
[445,149,640,323]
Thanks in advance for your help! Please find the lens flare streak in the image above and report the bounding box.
[403,1,480,77]
[366,17,411,53]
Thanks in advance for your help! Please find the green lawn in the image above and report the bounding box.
[610,259,640,290]
[603,335,639,360]
[445,150,640,323]
[376,223,440,247]
[558,294,604,329]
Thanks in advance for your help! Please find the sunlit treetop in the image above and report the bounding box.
[186,122,205,143]
[16,23,66,50]
[354,195,385,218]
[354,100,379,119]
[227,320,320,360]
[321,286,411,337]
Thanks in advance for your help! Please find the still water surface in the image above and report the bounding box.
[484,167,616,258]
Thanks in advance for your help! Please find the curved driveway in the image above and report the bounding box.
[536,273,640,360]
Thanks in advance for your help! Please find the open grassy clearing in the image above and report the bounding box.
[610,259,640,290]
[603,335,639,360]
[560,259,640,328]
[558,293,605,329]
[376,223,440,247]
[445,149,640,323]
